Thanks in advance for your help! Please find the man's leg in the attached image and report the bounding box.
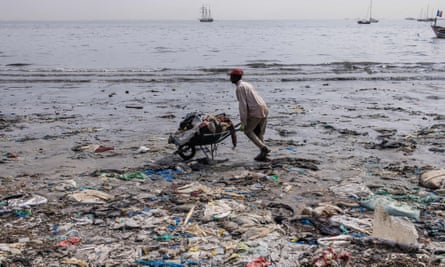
[256,117,267,143]
[245,117,267,149]
[245,117,270,161]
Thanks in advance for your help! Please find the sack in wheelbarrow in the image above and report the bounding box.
[168,112,237,147]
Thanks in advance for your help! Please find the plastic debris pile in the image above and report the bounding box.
[1,155,445,266]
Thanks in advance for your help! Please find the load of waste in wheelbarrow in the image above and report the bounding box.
[168,112,238,160]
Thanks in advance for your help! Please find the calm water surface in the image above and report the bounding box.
[1,19,445,84]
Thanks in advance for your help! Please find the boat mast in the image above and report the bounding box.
[201,5,208,19]
[369,0,373,20]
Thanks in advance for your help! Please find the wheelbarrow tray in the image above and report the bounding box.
[175,123,240,160]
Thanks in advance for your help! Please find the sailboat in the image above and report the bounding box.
[417,5,435,22]
[357,0,378,24]
[199,5,213,22]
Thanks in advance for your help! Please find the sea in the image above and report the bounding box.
[1,19,445,85]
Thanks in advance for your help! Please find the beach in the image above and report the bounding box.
[1,74,445,266]
[1,19,445,266]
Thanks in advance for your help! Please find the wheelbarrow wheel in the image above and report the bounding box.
[177,144,196,160]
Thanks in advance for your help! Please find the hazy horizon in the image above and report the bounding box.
[1,0,445,21]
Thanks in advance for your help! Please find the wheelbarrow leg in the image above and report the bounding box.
[199,145,210,160]
[211,143,216,160]
[199,144,217,161]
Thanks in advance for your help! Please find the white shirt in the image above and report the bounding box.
[235,80,269,125]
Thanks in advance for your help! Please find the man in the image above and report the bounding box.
[228,68,271,161]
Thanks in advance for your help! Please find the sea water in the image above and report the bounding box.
[1,19,445,84]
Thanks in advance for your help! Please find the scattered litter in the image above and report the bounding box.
[419,169,445,189]
[71,144,114,153]
[136,146,150,153]
[58,237,81,247]
[6,194,47,208]
[68,189,114,203]
[360,194,421,221]
[372,204,419,244]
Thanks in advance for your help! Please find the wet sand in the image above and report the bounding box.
[1,79,444,265]
[2,79,443,179]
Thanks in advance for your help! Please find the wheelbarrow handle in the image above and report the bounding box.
[233,122,242,131]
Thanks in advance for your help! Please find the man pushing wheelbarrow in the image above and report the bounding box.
[169,68,271,162]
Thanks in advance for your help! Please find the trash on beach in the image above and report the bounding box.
[176,182,213,195]
[360,194,421,221]
[329,214,372,234]
[311,247,351,267]
[110,212,168,230]
[71,144,114,153]
[246,256,272,267]
[134,259,183,267]
[0,243,25,255]
[118,171,149,180]
[2,152,18,160]
[203,199,232,221]
[61,258,88,267]
[372,204,419,244]
[364,137,416,152]
[316,235,354,247]
[310,203,344,217]
[169,112,238,160]
[94,145,114,153]
[6,194,47,208]
[58,236,81,247]
[143,168,182,182]
[136,146,150,153]
[419,169,445,189]
[329,181,372,200]
[68,189,114,203]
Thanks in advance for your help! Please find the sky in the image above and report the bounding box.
[1,0,444,21]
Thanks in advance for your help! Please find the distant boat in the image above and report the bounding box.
[357,0,378,24]
[431,12,445,38]
[417,6,435,22]
[357,18,371,24]
[199,5,213,22]
[417,18,435,22]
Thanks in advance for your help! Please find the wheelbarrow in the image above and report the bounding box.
[169,113,241,160]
